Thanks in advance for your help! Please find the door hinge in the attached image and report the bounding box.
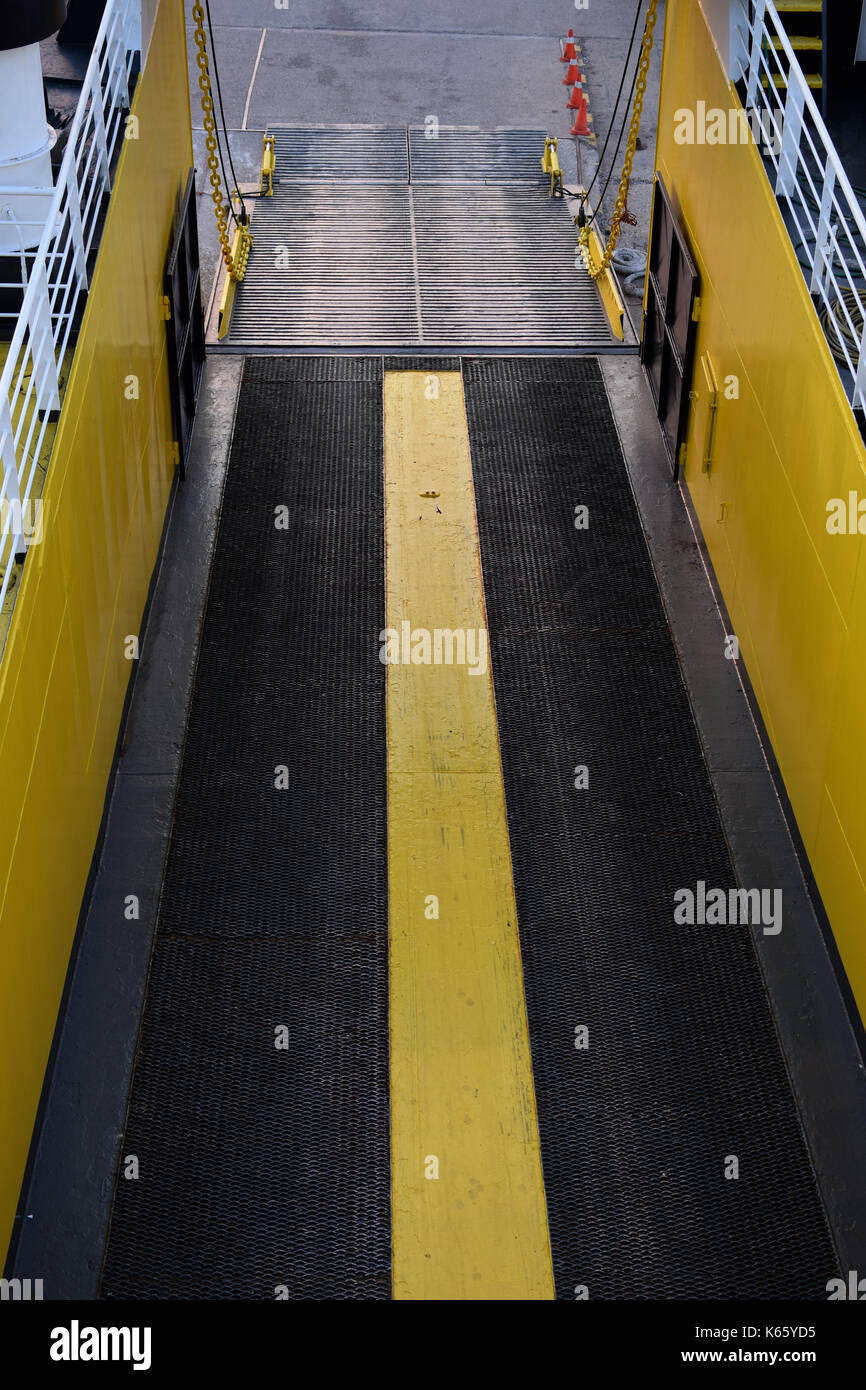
[169,441,180,468]
[161,294,172,321]
[691,295,702,322]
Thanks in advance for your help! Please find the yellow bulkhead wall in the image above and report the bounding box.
[654,1,866,1017]
[0,0,193,1265]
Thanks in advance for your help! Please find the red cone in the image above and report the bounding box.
[567,83,585,110]
[560,30,578,62]
[562,60,582,85]
[570,94,592,138]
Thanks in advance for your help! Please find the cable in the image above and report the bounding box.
[611,245,646,292]
[786,197,866,367]
[190,4,252,281]
[203,0,243,219]
[203,0,247,224]
[577,0,658,279]
[792,233,865,284]
[586,42,643,228]
[579,0,646,212]
[821,285,865,365]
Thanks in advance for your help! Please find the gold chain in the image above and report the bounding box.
[578,0,658,280]
[191,3,241,280]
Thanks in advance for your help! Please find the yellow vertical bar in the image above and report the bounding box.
[384,370,555,1300]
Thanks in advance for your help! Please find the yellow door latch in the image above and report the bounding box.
[542,136,563,198]
[689,352,719,473]
[260,133,275,196]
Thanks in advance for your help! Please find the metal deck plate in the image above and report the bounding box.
[223,126,617,351]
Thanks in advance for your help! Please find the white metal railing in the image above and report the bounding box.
[0,0,141,621]
[733,0,866,416]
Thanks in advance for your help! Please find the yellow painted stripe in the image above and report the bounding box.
[384,370,554,1301]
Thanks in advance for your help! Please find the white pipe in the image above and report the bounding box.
[0,44,55,253]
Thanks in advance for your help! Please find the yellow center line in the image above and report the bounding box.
[384,370,554,1300]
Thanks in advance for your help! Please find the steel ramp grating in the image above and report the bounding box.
[463,356,839,1300]
[223,126,617,351]
[407,125,549,183]
[269,125,409,183]
[100,358,390,1300]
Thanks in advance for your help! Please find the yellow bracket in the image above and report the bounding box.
[587,222,624,340]
[218,223,254,340]
[575,193,625,341]
[260,133,275,196]
[542,135,563,198]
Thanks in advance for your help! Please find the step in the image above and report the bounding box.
[761,71,823,89]
[771,36,823,51]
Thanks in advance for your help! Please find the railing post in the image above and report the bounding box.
[65,164,90,291]
[28,260,61,417]
[775,68,806,198]
[810,161,836,297]
[854,336,866,417]
[0,395,25,559]
[90,79,113,193]
[745,0,768,111]
[125,0,142,58]
[729,0,750,83]
[108,9,128,111]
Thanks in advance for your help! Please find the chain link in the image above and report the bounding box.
[578,0,658,281]
[191,3,246,281]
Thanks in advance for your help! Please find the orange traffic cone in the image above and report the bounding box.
[562,60,582,85]
[570,94,592,138]
[560,30,578,62]
[567,83,585,110]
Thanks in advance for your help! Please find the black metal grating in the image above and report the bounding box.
[463,356,839,1299]
[383,356,463,372]
[100,358,390,1299]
